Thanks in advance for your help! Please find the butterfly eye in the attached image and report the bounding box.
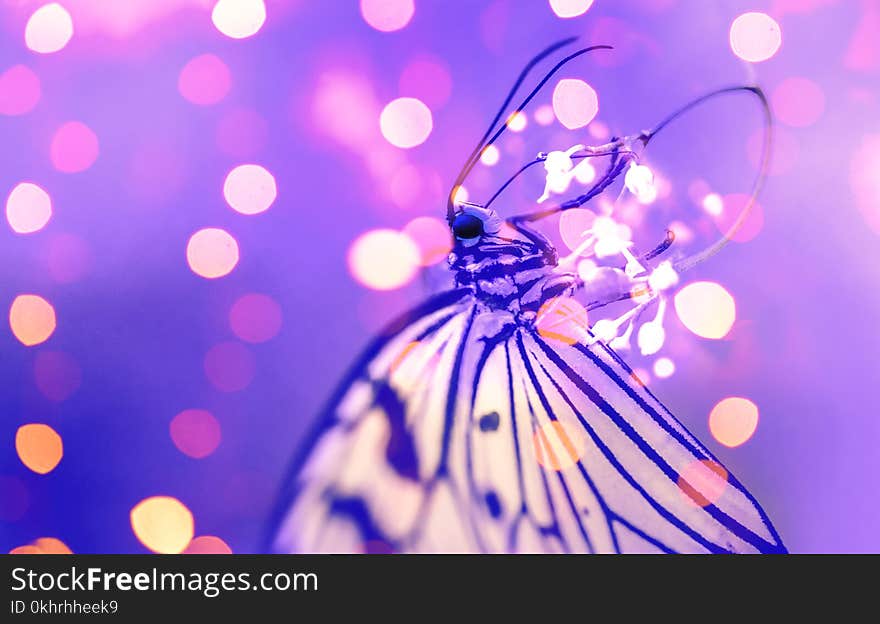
[452,213,484,241]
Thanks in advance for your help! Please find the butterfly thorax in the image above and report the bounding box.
[450,234,578,314]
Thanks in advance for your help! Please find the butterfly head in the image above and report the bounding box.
[451,202,503,247]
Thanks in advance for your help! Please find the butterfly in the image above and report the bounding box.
[266,38,786,554]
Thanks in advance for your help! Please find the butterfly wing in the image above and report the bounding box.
[267,287,484,553]
[507,330,786,553]
[267,290,785,553]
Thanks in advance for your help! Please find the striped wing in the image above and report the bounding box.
[268,288,480,553]
[267,290,785,553]
[503,331,786,553]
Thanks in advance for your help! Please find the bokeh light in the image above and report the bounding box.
[549,0,594,19]
[204,341,256,392]
[184,535,232,554]
[34,350,81,402]
[6,182,51,234]
[211,0,266,39]
[653,357,675,379]
[50,121,99,173]
[25,3,74,54]
[534,104,555,126]
[178,54,231,106]
[701,192,723,216]
[379,97,433,148]
[11,537,72,554]
[678,459,728,508]
[186,228,240,279]
[311,70,379,150]
[729,12,782,63]
[9,294,56,346]
[170,409,222,459]
[709,397,759,448]
[402,216,452,266]
[480,144,500,166]
[772,77,825,127]
[399,56,452,109]
[223,164,277,215]
[552,79,599,129]
[229,293,282,343]
[674,281,736,340]
[0,65,41,116]
[533,421,587,471]
[589,119,609,140]
[506,111,527,132]
[452,185,469,204]
[130,496,194,554]
[360,0,415,32]
[15,424,63,474]
[34,537,72,553]
[536,296,589,345]
[348,229,420,290]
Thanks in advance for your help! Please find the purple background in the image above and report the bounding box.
[2,0,879,553]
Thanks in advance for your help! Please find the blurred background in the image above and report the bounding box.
[1,0,878,554]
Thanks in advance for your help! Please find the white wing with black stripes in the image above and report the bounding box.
[267,288,785,554]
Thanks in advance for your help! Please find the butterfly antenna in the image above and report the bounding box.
[644,85,771,272]
[508,86,770,269]
[447,39,613,223]
[483,156,543,209]
[446,37,578,223]
[485,146,625,211]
